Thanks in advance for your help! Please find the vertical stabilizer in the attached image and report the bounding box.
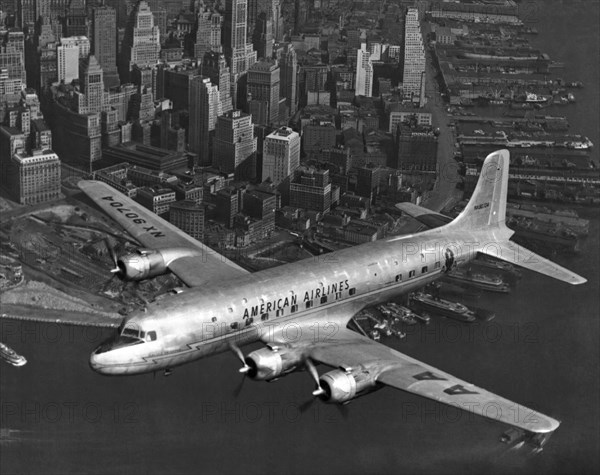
[451,149,510,231]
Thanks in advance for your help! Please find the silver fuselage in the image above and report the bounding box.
[90,226,500,375]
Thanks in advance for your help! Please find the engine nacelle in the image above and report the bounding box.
[244,347,303,381]
[318,367,378,404]
[117,248,201,281]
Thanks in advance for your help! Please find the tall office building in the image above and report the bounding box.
[60,36,90,58]
[355,43,374,97]
[402,7,426,100]
[64,0,89,37]
[1,30,27,87]
[213,110,257,178]
[277,42,297,118]
[246,58,279,126]
[194,3,222,61]
[262,126,300,186]
[92,5,119,88]
[77,55,106,114]
[202,51,233,115]
[120,0,160,84]
[252,12,273,60]
[189,76,220,166]
[57,41,79,83]
[223,0,257,77]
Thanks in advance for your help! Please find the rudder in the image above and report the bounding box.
[451,149,510,231]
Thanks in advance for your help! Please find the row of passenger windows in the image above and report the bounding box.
[227,261,444,330]
[394,261,441,282]
[229,288,357,329]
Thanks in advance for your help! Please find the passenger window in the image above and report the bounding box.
[230,322,239,330]
[435,261,441,269]
[422,266,428,273]
[320,296,328,304]
[409,270,415,278]
[261,313,269,321]
[246,317,254,326]
[349,288,356,296]
[395,274,402,282]
[306,301,313,309]
[146,331,157,341]
[211,316,217,322]
[335,292,342,299]
[291,304,298,313]
[276,309,283,317]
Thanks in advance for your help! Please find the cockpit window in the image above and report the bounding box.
[122,326,141,338]
[146,331,157,342]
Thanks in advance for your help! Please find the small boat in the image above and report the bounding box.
[0,342,27,367]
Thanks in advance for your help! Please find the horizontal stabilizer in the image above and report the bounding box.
[478,240,586,285]
[395,202,452,229]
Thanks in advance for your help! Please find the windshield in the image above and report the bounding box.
[93,322,158,354]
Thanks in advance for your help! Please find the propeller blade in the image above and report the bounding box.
[305,358,325,397]
[233,374,246,398]
[229,342,251,374]
[104,237,120,274]
[299,397,317,414]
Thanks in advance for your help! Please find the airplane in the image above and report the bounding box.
[78,150,586,445]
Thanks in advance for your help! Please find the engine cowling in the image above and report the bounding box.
[117,248,201,281]
[244,347,303,381]
[318,367,378,404]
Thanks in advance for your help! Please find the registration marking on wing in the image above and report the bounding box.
[413,371,448,381]
[444,384,479,395]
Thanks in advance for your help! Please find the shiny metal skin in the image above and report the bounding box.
[244,347,303,381]
[117,248,204,281]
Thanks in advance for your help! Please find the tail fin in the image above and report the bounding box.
[451,149,510,231]
[449,149,586,285]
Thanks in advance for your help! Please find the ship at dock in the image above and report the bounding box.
[507,215,580,252]
[408,292,477,323]
[445,267,511,293]
[0,342,27,367]
[473,254,522,277]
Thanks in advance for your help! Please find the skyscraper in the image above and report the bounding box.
[57,41,79,83]
[355,43,374,97]
[64,0,89,37]
[194,3,222,61]
[78,55,106,114]
[213,110,257,178]
[252,12,273,60]
[223,0,257,77]
[277,42,297,118]
[403,7,426,100]
[189,76,220,166]
[202,51,233,115]
[120,0,160,84]
[92,5,119,88]
[262,126,300,186]
[247,58,279,126]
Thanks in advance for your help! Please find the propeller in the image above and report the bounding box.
[305,358,325,397]
[229,342,251,398]
[229,342,251,374]
[299,358,325,414]
[104,237,121,275]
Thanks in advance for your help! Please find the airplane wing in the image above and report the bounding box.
[395,202,453,229]
[260,309,559,435]
[78,180,249,287]
[478,240,586,285]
